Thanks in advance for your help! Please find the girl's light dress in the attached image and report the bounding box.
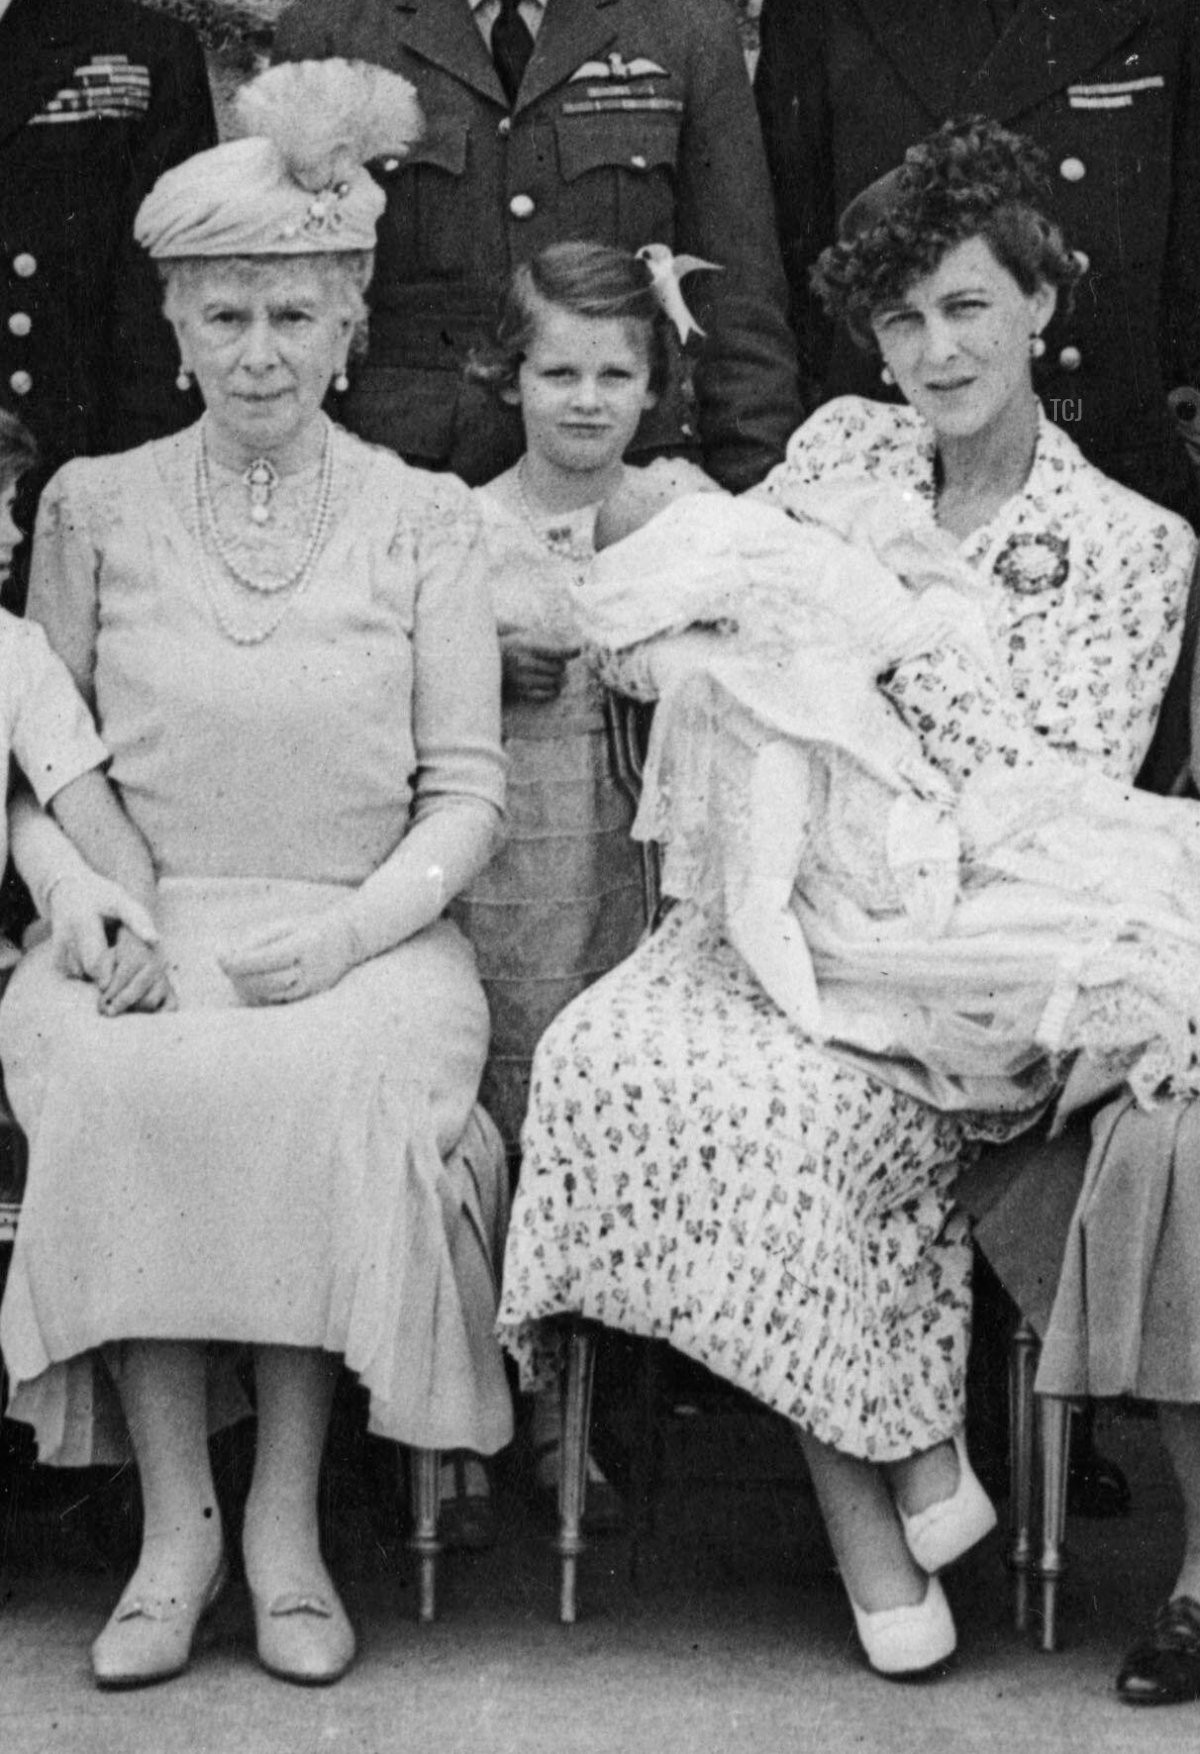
[453,471,646,1155]
[497,398,1197,1461]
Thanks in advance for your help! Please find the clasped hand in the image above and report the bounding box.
[501,636,580,704]
[47,873,174,1015]
[218,909,360,1006]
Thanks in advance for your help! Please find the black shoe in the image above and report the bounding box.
[1067,1445,1132,1519]
[1117,1598,1200,1705]
[436,1453,497,1554]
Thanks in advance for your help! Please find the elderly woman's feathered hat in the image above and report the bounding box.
[135,60,423,259]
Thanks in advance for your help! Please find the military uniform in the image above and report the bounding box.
[754,0,1200,516]
[0,0,215,478]
[274,0,801,490]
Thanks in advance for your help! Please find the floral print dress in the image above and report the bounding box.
[496,398,1196,1461]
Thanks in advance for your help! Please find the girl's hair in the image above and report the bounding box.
[468,241,672,399]
[0,409,37,495]
[812,117,1083,350]
[158,250,375,358]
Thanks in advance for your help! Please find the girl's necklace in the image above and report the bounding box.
[515,459,599,564]
[192,420,337,646]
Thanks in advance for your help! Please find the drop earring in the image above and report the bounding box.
[1030,335,1046,359]
[176,367,193,392]
[333,370,349,394]
[880,365,895,387]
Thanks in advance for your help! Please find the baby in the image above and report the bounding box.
[580,487,1200,1121]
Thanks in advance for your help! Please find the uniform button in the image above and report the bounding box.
[630,153,647,170]
[12,253,37,278]
[509,193,535,219]
[1073,249,1090,274]
[1059,345,1083,372]
[1059,156,1086,182]
[8,370,32,396]
[381,157,400,173]
[7,312,31,337]
[498,116,512,138]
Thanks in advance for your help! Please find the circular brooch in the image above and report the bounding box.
[993,531,1070,596]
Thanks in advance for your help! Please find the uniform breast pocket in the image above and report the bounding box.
[373,118,471,278]
[18,117,130,220]
[1059,80,1172,199]
[554,112,681,246]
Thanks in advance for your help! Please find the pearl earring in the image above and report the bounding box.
[1030,335,1046,359]
[333,370,350,394]
[176,367,192,392]
[880,365,895,387]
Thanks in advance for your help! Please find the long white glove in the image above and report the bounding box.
[219,798,500,1007]
[10,790,158,981]
[46,870,159,982]
[218,909,359,1007]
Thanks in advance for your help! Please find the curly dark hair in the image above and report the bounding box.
[812,117,1083,350]
[0,410,37,496]
[467,240,674,401]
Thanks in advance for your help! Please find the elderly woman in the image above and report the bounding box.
[0,61,511,1689]
[497,119,1197,1679]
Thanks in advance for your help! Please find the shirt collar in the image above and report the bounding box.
[470,0,548,10]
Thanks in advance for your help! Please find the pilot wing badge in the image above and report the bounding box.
[569,53,668,81]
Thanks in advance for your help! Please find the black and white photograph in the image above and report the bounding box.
[2,3,1200,1749]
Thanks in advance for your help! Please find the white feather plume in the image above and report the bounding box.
[234,59,424,191]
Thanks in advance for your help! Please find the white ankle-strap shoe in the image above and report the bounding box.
[900,1432,997,1573]
[848,1573,957,1678]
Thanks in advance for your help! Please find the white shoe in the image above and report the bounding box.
[848,1574,957,1678]
[899,1432,997,1573]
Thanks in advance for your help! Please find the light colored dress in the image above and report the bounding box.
[497,397,1196,1461]
[452,470,645,1155]
[0,610,108,867]
[0,425,513,1466]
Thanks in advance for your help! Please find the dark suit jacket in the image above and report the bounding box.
[274,0,801,490]
[0,0,216,475]
[755,0,1200,516]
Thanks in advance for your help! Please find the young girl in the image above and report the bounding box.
[451,243,715,1536]
[0,410,168,1011]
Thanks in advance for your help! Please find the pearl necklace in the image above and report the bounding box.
[191,422,337,646]
[195,419,335,596]
[515,459,597,564]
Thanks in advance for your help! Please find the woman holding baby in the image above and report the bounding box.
[497,117,1197,1681]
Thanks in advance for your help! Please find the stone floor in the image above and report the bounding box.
[0,1372,1191,1754]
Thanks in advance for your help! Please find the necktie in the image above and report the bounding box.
[492,0,534,106]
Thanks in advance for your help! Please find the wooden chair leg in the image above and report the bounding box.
[1007,1317,1038,1634]
[557,1324,597,1625]
[1037,1397,1073,1652]
[408,1446,441,1624]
